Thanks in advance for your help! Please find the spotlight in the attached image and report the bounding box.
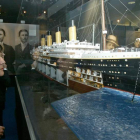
[21,20,25,24]
[44,11,46,14]
[128,2,135,4]
[117,19,120,23]
[0,19,3,23]
[24,11,26,14]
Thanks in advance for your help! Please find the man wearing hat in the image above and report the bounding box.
[106,35,119,50]
[134,38,140,48]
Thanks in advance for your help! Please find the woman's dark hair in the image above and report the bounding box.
[0,45,3,53]
[0,29,6,36]
[19,29,29,36]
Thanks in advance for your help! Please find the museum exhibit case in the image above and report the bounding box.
[15,0,140,139]
[36,0,140,94]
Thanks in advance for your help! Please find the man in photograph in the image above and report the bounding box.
[15,29,33,74]
[0,28,15,74]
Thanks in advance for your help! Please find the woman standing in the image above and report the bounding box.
[0,45,11,138]
[0,56,10,125]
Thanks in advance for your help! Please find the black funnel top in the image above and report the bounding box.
[41,34,45,38]
[47,31,51,35]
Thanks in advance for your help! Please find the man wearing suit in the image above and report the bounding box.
[15,29,33,74]
[0,29,15,74]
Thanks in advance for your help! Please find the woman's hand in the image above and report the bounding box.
[0,126,5,138]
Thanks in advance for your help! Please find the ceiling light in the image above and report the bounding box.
[24,11,26,14]
[128,2,135,4]
[21,20,25,24]
[117,19,120,23]
[0,19,3,23]
[44,11,46,14]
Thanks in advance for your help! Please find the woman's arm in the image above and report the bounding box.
[0,70,11,87]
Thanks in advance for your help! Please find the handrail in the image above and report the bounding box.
[15,76,36,140]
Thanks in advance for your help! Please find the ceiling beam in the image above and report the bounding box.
[48,0,73,18]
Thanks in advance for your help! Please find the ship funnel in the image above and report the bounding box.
[47,31,52,47]
[41,34,46,46]
[55,27,61,44]
[69,20,77,41]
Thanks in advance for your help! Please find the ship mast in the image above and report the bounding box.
[101,0,107,50]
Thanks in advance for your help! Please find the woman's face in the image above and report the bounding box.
[32,51,39,61]
[33,55,39,61]
[0,57,5,76]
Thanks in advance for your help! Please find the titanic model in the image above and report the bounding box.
[35,0,140,95]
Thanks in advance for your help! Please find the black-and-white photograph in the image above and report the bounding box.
[0,23,39,74]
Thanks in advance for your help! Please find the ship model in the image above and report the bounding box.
[34,0,140,94]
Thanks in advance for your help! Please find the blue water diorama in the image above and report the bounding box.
[51,87,140,140]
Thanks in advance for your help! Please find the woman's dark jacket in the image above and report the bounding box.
[0,70,10,109]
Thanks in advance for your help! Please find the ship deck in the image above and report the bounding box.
[51,87,140,140]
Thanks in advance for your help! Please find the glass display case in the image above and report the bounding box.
[16,71,79,140]
[14,0,140,140]
[34,0,140,94]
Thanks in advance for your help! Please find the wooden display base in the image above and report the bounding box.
[68,79,97,93]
